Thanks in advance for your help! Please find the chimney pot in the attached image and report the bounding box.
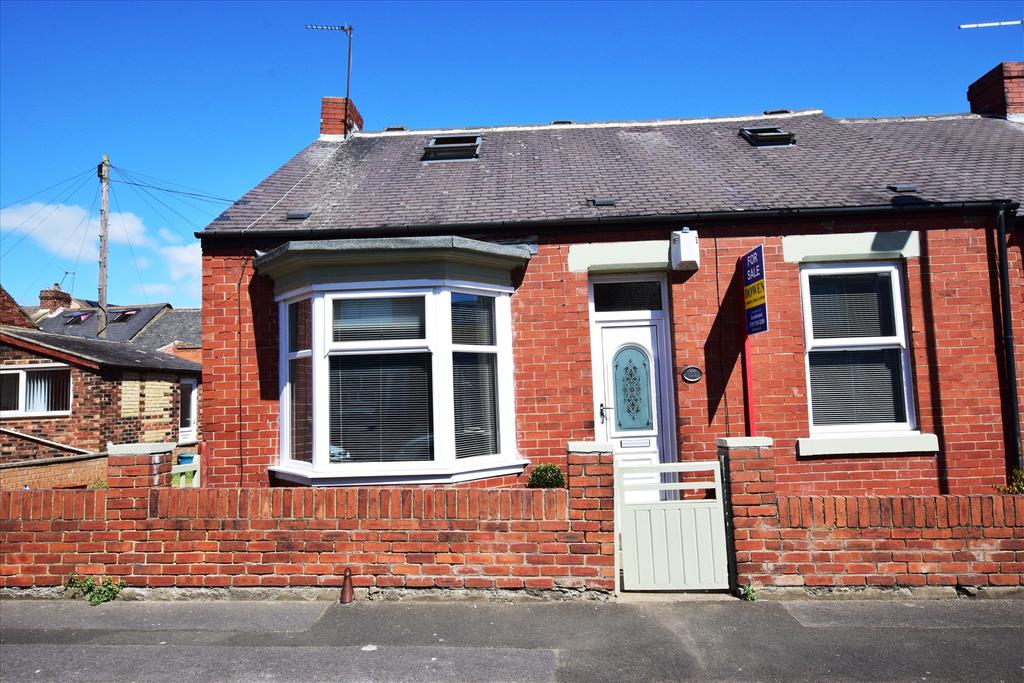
[321,97,364,136]
[967,62,1024,121]
[39,283,72,310]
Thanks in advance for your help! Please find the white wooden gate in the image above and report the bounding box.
[614,461,729,591]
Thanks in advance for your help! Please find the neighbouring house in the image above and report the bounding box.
[23,284,202,363]
[198,62,1023,495]
[0,323,201,488]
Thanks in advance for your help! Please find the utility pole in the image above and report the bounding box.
[97,155,109,339]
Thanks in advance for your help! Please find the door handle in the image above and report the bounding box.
[599,403,609,424]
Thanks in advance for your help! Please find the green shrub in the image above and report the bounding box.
[997,467,1024,494]
[527,463,565,489]
[739,583,758,602]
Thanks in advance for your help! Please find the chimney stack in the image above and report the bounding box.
[39,283,72,310]
[321,97,364,136]
[967,62,1024,121]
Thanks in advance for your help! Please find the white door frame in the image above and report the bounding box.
[587,273,677,467]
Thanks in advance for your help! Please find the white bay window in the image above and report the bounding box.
[258,236,531,485]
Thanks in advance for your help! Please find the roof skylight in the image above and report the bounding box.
[739,126,796,147]
[422,135,481,162]
[64,312,92,325]
[110,310,138,323]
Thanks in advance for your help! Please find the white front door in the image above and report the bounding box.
[589,277,676,502]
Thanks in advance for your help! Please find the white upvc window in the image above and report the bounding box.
[800,262,916,434]
[275,281,522,485]
[178,378,198,444]
[0,364,73,417]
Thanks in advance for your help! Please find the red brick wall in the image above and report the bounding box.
[968,62,1024,118]
[0,450,614,592]
[0,287,33,327]
[1,345,195,463]
[0,454,107,489]
[201,211,1021,493]
[726,441,1023,590]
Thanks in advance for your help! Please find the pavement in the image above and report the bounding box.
[0,598,1021,682]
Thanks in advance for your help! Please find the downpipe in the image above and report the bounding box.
[996,205,1023,471]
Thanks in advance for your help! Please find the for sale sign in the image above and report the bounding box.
[742,245,768,335]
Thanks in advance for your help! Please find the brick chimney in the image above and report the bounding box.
[320,97,364,135]
[967,62,1024,121]
[39,283,72,310]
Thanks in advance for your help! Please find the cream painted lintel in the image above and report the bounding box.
[568,240,669,273]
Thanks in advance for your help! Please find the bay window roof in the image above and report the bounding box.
[254,236,532,293]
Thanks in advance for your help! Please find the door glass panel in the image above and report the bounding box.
[594,282,662,312]
[612,346,653,431]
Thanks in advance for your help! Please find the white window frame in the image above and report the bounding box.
[178,378,198,444]
[800,261,917,435]
[0,363,73,418]
[273,279,523,485]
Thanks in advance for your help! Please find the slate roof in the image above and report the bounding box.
[132,308,201,351]
[35,304,168,342]
[200,111,1024,237]
[0,326,201,373]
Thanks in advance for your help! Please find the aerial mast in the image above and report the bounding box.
[305,23,355,136]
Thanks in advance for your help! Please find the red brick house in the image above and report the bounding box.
[2,64,1021,597]
[0,324,201,487]
[198,62,1022,496]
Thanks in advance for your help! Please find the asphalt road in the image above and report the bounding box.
[0,598,1021,682]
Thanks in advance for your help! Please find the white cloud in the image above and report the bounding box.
[160,243,201,282]
[134,255,152,270]
[0,202,151,259]
[158,227,180,243]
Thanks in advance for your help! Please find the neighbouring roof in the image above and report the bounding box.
[35,304,168,342]
[132,308,202,351]
[0,326,201,374]
[200,111,1024,237]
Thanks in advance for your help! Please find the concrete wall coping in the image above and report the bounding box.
[0,451,107,470]
[106,443,176,455]
[716,437,774,448]
[566,441,615,454]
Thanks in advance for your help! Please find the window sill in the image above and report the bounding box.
[0,411,72,419]
[797,433,939,457]
[269,457,529,487]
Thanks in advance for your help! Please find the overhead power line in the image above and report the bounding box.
[0,167,94,210]
[109,176,235,205]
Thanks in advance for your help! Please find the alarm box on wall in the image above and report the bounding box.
[670,228,700,270]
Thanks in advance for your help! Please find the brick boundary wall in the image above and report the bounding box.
[723,439,1024,591]
[0,453,107,490]
[0,448,614,593]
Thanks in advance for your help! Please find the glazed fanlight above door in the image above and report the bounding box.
[612,346,653,431]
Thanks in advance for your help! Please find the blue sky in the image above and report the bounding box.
[1,0,1021,309]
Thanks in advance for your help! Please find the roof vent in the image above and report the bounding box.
[763,109,792,116]
[384,126,407,132]
[550,120,574,125]
[887,184,918,193]
[422,134,481,162]
[591,197,617,207]
[286,211,311,220]
[739,126,796,147]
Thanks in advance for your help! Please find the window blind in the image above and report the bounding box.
[809,273,896,339]
[329,354,433,462]
[289,358,313,462]
[333,297,425,342]
[453,353,498,458]
[451,293,495,345]
[809,349,906,425]
[288,299,311,352]
[24,370,70,412]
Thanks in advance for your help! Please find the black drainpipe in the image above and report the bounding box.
[996,204,1023,470]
